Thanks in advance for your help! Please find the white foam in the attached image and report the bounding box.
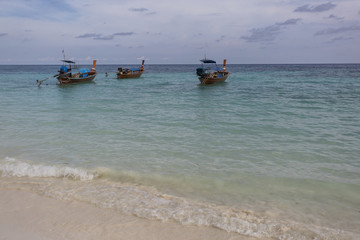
[1,157,357,239]
[0,157,96,181]
[37,180,353,240]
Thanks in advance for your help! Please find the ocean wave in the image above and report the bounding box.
[77,183,353,240]
[0,158,357,239]
[0,157,97,181]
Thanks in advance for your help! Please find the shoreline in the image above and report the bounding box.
[0,188,253,240]
[0,161,359,240]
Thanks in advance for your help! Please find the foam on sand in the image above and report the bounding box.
[0,189,250,240]
[1,157,358,239]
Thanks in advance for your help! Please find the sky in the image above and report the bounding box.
[0,0,360,64]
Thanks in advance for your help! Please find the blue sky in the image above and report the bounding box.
[0,0,360,64]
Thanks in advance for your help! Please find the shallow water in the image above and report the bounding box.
[1,64,360,239]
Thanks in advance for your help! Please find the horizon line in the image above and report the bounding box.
[1,62,360,66]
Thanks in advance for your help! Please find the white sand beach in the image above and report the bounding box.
[0,189,254,240]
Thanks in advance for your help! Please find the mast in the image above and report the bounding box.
[141,59,145,70]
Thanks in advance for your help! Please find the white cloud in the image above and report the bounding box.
[0,0,359,64]
[294,2,336,13]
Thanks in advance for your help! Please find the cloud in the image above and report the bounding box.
[327,36,353,43]
[241,18,301,43]
[1,0,360,64]
[294,2,336,13]
[327,14,344,21]
[76,33,101,39]
[215,35,226,43]
[128,7,156,15]
[277,18,302,26]
[76,32,135,40]
[0,0,77,21]
[94,35,116,40]
[113,32,134,36]
[315,25,360,35]
[145,12,157,16]
[129,8,148,12]
[128,45,144,49]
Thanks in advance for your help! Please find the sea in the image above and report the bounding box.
[0,64,359,239]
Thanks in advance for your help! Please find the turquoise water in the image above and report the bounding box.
[1,64,360,239]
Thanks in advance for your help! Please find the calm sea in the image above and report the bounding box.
[1,64,359,239]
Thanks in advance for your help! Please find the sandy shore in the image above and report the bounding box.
[0,189,254,240]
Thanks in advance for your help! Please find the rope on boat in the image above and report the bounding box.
[36,74,59,87]
[105,72,119,77]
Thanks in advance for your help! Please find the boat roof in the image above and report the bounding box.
[122,67,140,71]
[61,60,76,64]
[200,59,216,64]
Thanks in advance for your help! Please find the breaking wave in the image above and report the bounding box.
[0,157,97,181]
[0,157,357,239]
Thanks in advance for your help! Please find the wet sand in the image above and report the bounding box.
[0,189,255,240]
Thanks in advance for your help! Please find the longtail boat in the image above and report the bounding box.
[57,60,97,85]
[117,60,145,79]
[196,59,230,84]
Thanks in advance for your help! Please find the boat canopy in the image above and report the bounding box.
[129,67,140,71]
[80,68,90,74]
[60,66,68,72]
[79,68,90,77]
[61,60,76,64]
[200,59,216,64]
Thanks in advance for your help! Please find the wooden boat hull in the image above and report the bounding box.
[196,58,229,85]
[116,71,144,79]
[117,60,145,79]
[57,73,96,85]
[199,72,230,84]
